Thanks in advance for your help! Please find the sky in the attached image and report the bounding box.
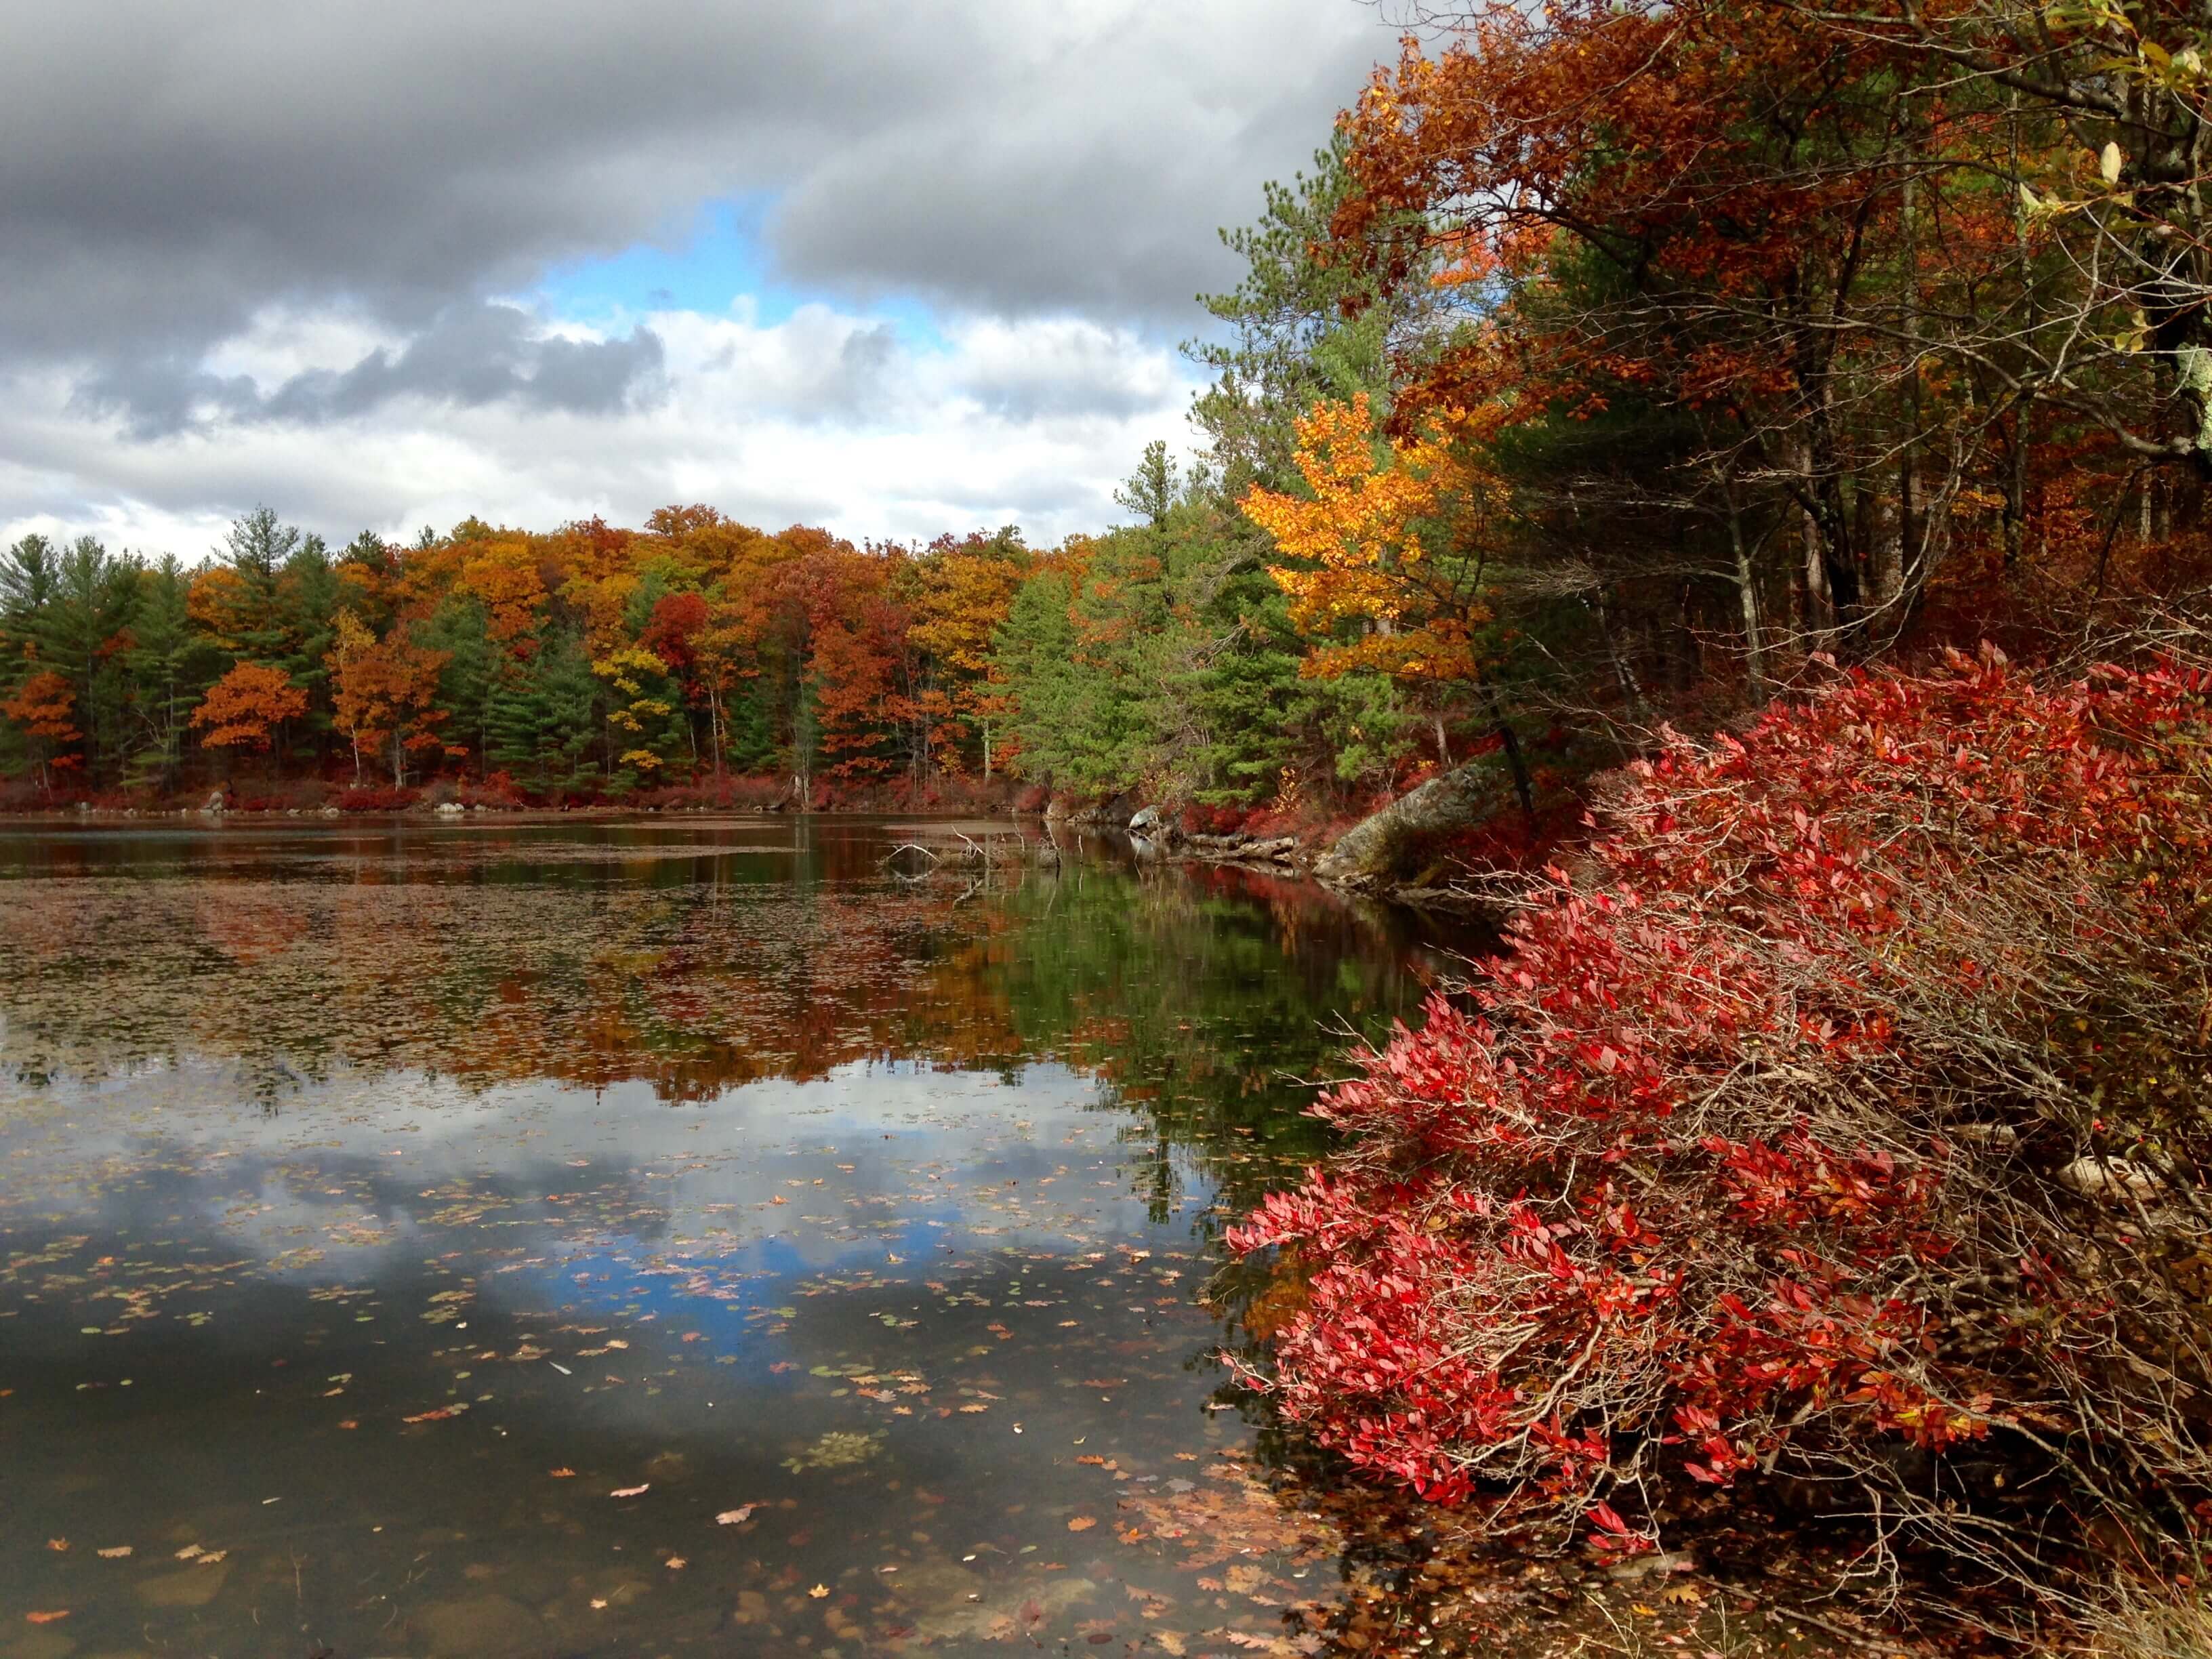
[0,0,1401,558]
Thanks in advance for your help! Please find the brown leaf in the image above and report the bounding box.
[1067,1516,1097,1532]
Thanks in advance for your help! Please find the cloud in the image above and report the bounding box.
[0,305,1197,551]
[0,0,1395,540]
[3,1,1384,371]
[73,304,667,437]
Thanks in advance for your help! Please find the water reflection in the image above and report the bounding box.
[0,818,1481,1657]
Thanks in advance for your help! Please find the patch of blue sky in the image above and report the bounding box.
[533,195,949,352]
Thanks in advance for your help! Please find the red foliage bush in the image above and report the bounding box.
[336,785,421,813]
[1232,648,2212,1595]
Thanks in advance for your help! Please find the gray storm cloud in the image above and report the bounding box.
[2,0,1386,430]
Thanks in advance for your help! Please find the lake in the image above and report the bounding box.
[0,815,1471,1658]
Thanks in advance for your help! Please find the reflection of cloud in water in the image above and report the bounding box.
[0,823,1441,1658]
[0,1061,1216,1299]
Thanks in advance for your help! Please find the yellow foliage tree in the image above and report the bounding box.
[1242,393,1507,691]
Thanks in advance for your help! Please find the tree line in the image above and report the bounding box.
[10,0,2212,820]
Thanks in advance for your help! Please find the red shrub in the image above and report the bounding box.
[336,785,421,813]
[1233,648,2212,1592]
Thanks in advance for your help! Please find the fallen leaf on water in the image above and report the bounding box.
[666,1556,687,1570]
[808,1584,830,1599]
[403,1404,468,1424]
[45,1538,66,1552]
[716,1506,756,1525]
[174,1544,205,1561]
[610,1483,649,1498]
[24,1612,68,1626]
[1067,1516,1097,1532]
[97,1546,132,1559]
[197,1551,227,1565]
[590,1598,608,1610]
[548,1468,577,1478]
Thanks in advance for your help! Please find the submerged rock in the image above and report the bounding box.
[134,1559,230,1609]
[410,1592,545,1658]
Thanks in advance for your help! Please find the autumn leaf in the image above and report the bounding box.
[24,1612,68,1626]
[716,1506,756,1525]
[96,1545,132,1559]
[609,1483,650,1498]
[808,1583,830,1599]
[1067,1516,1097,1532]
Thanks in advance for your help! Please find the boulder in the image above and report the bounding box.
[409,1593,544,1658]
[199,790,226,815]
[1315,762,1497,887]
[2056,1156,2164,1202]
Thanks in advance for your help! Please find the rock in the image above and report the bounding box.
[1605,1550,1698,1582]
[199,790,226,815]
[2056,1156,2163,1202]
[907,1568,1098,1641]
[1952,1123,2019,1149]
[135,1559,231,1609]
[1316,760,1498,886]
[1128,805,1163,836]
[319,804,340,818]
[434,800,465,817]
[409,1593,545,1658]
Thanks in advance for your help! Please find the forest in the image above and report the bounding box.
[12,0,2211,841]
[13,0,2212,1643]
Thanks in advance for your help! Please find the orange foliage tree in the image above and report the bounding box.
[1,670,81,789]
[190,663,309,753]
[330,611,451,786]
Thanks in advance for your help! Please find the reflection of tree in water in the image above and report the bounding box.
[0,845,1456,1170]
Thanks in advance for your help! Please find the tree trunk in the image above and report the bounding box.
[1727,486,1767,699]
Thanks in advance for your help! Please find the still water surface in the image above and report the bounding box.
[0,817,1461,1658]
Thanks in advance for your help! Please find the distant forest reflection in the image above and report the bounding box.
[0,817,1464,1212]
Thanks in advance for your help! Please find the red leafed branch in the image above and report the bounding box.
[1232,645,2212,1605]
